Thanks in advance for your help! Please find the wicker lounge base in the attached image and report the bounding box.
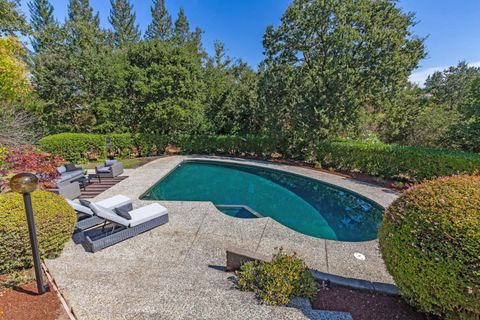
[81,214,169,252]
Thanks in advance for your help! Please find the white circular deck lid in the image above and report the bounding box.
[354,252,366,261]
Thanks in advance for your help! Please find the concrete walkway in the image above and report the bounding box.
[46,156,398,319]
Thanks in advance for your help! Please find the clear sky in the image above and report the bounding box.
[19,0,480,85]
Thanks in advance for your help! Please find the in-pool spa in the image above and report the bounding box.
[141,160,384,241]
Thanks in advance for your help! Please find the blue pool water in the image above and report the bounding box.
[141,161,384,241]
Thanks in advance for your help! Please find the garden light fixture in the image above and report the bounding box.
[10,173,49,294]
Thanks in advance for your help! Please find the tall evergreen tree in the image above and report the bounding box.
[28,0,58,52]
[0,0,29,36]
[145,0,172,41]
[109,0,140,48]
[173,7,189,44]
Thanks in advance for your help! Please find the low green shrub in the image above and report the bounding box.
[379,175,480,319]
[236,249,318,305]
[317,140,480,181]
[0,190,77,274]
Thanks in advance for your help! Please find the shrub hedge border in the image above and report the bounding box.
[38,133,480,182]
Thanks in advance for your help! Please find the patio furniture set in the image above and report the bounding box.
[49,160,124,199]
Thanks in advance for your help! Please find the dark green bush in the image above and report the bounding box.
[38,133,105,163]
[236,249,318,305]
[0,190,77,274]
[379,175,480,319]
[317,140,480,181]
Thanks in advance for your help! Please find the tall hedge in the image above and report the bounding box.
[379,175,480,319]
[317,140,480,181]
[0,190,77,274]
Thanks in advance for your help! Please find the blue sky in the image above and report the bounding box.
[19,0,480,85]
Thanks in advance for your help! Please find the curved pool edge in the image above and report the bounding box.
[90,155,398,284]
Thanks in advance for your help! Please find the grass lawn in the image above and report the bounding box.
[82,156,161,170]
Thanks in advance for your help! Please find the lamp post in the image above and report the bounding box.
[10,173,49,294]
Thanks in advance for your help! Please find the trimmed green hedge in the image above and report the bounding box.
[317,140,480,181]
[38,133,105,163]
[379,175,480,319]
[38,133,480,182]
[0,190,76,274]
[38,133,170,162]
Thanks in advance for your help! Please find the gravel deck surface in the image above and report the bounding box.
[46,156,398,319]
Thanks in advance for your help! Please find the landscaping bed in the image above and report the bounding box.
[312,283,432,320]
[0,270,67,320]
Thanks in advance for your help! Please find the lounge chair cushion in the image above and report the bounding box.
[67,199,94,216]
[65,163,78,172]
[114,207,132,220]
[89,203,131,227]
[105,160,118,167]
[96,166,111,173]
[96,195,131,209]
[57,166,67,174]
[80,199,91,207]
[129,203,168,227]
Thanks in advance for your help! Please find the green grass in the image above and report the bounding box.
[82,157,160,170]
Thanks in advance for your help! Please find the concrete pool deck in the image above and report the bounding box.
[46,156,399,319]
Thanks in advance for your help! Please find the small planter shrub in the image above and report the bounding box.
[379,175,480,319]
[236,249,318,305]
[0,190,76,274]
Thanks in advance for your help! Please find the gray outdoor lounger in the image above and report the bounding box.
[81,202,169,252]
[67,195,133,243]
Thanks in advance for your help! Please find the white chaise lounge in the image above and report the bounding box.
[80,201,169,252]
[67,195,133,243]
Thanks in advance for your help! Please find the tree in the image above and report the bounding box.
[0,0,29,36]
[204,41,259,134]
[28,0,58,53]
[173,7,189,45]
[123,41,206,136]
[109,0,140,48]
[259,0,425,158]
[145,0,172,41]
[443,77,480,152]
[424,62,480,110]
[0,36,30,101]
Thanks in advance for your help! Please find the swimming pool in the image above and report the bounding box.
[141,160,384,242]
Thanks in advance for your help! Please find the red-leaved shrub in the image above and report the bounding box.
[0,147,65,191]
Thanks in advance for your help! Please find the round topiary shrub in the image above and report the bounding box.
[379,175,480,319]
[0,190,76,274]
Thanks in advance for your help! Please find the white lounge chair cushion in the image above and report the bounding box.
[67,199,93,216]
[67,195,132,217]
[89,203,131,227]
[128,203,168,227]
[96,195,131,209]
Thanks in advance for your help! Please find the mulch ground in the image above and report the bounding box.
[312,284,435,320]
[0,271,67,320]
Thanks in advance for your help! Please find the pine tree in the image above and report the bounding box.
[0,0,29,36]
[109,0,139,48]
[145,0,172,41]
[173,7,189,44]
[28,0,57,52]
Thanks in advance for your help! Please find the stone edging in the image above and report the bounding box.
[311,270,399,296]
